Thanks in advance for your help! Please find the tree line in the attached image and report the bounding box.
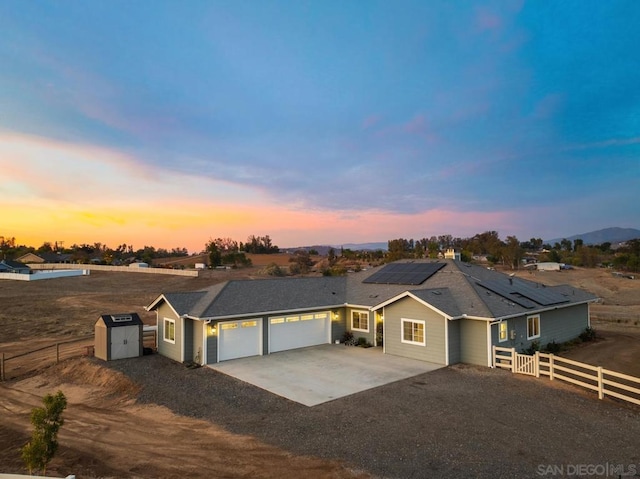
[386,232,639,272]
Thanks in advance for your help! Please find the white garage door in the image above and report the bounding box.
[269,312,330,353]
[110,326,140,360]
[218,319,262,361]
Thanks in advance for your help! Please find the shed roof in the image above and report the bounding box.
[97,312,143,328]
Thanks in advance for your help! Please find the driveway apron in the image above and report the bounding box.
[209,344,443,406]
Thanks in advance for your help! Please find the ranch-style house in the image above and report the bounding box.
[146,259,596,367]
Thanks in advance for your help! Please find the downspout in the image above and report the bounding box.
[486,322,492,367]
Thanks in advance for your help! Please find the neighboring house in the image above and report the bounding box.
[0,259,31,274]
[15,252,73,263]
[146,260,596,368]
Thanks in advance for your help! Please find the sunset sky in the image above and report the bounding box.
[1,1,638,252]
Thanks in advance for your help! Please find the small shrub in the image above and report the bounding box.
[544,340,561,354]
[579,327,597,342]
[357,336,367,346]
[524,340,540,355]
[342,331,356,345]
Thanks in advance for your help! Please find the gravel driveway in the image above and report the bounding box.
[106,354,640,479]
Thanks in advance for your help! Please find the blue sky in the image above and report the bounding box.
[1,0,638,251]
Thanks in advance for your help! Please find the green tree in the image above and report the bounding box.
[22,391,67,476]
[206,240,222,267]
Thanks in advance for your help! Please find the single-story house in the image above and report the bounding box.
[0,259,31,274]
[15,252,73,264]
[146,260,597,368]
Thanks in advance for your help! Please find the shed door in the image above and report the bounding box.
[110,326,140,360]
[269,312,330,353]
[218,319,262,362]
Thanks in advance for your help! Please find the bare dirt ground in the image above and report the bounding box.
[1,265,639,477]
[0,359,366,479]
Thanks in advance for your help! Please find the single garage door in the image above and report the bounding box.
[218,319,262,361]
[269,311,330,353]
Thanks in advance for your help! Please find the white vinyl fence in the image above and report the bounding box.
[493,346,640,406]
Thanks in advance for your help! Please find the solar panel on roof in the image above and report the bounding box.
[477,279,570,308]
[363,262,446,285]
[476,281,537,308]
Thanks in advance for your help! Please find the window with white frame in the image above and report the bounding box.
[164,318,176,343]
[351,311,369,332]
[401,318,425,346]
[499,321,508,342]
[527,315,540,339]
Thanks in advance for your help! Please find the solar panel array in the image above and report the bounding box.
[477,280,570,308]
[363,262,446,285]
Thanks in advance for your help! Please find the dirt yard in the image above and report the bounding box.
[513,266,640,377]
[1,266,639,477]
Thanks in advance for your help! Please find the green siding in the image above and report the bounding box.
[206,333,217,364]
[184,319,194,363]
[347,307,375,345]
[460,320,489,366]
[193,320,204,364]
[331,308,347,343]
[448,320,461,364]
[383,297,447,364]
[156,302,182,362]
[493,303,590,353]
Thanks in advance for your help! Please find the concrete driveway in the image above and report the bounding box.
[209,344,443,406]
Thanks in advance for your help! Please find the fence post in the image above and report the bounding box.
[535,351,540,378]
[511,348,516,373]
[56,343,60,363]
[597,366,604,400]
[549,354,554,381]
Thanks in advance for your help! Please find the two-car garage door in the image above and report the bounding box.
[269,311,330,353]
[217,311,331,362]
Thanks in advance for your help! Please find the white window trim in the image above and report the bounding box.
[401,318,426,346]
[527,315,540,340]
[351,310,370,332]
[499,321,508,343]
[163,318,176,344]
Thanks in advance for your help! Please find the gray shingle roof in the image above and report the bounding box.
[150,259,597,320]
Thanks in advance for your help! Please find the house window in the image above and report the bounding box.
[164,318,175,344]
[401,319,425,346]
[351,311,369,332]
[499,322,508,342]
[527,315,540,339]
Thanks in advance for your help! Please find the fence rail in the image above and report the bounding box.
[492,346,640,407]
[1,334,156,381]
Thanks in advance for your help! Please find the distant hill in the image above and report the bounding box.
[546,227,640,246]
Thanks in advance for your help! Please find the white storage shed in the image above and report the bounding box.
[95,313,144,361]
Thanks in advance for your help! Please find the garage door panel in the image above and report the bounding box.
[269,312,330,353]
[219,319,262,361]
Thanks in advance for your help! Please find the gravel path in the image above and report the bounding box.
[106,354,640,479]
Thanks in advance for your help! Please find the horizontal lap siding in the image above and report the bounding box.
[460,320,489,366]
[193,320,203,364]
[207,332,217,364]
[347,307,375,345]
[332,309,347,343]
[494,304,590,353]
[448,320,461,364]
[384,297,446,364]
[157,302,182,363]
[539,304,589,344]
